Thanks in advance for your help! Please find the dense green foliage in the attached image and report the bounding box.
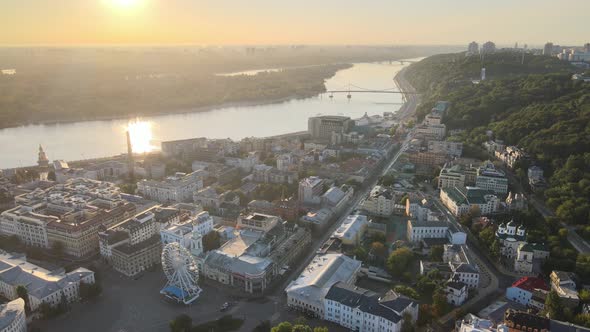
[386,247,414,278]
[393,285,420,300]
[16,285,30,313]
[407,52,590,225]
[202,231,221,251]
[406,52,573,104]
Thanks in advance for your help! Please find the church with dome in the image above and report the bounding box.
[496,220,549,274]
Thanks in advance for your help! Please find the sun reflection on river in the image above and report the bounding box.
[127,120,154,153]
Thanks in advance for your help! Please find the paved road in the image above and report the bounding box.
[269,66,418,303]
[417,187,513,326]
[270,132,413,302]
[36,66,419,332]
[504,167,590,254]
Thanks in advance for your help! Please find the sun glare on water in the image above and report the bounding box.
[127,121,154,153]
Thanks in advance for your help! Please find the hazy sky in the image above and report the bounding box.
[1,0,588,46]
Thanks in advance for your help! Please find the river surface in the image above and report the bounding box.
[0,59,419,169]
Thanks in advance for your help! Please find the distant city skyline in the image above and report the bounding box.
[1,0,589,46]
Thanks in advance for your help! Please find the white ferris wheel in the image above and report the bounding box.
[160,242,202,304]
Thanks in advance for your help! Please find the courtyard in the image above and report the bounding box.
[33,263,346,332]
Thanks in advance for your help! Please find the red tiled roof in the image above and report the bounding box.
[511,277,548,292]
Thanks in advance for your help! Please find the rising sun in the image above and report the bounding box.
[106,0,141,9]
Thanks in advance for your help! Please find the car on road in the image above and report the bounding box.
[220,302,233,311]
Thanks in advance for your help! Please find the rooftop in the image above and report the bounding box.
[333,215,368,241]
[300,176,323,188]
[325,282,417,324]
[0,298,25,331]
[286,254,361,307]
[0,251,94,300]
[442,186,496,205]
[511,277,548,292]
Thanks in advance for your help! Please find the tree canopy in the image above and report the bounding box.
[407,51,590,226]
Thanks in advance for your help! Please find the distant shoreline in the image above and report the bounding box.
[1,62,418,170]
[0,94,316,130]
[0,60,422,131]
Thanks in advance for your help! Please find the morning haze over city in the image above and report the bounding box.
[0,1,589,332]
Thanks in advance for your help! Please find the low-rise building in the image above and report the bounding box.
[415,123,446,140]
[332,215,368,246]
[308,116,354,141]
[0,251,95,312]
[193,187,239,211]
[407,219,467,245]
[514,243,534,274]
[447,280,468,306]
[360,185,396,217]
[457,315,508,332]
[321,185,353,214]
[406,150,448,168]
[428,140,463,157]
[298,177,324,205]
[224,152,259,172]
[496,221,527,259]
[324,282,419,332]
[160,211,214,256]
[496,221,548,274]
[476,161,508,195]
[0,298,26,332]
[438,163,466,189]
[505,192,526,212]
[422,245,480,289]
[440,186,500,216]
[286,253,361,318]
[98,208,172,277]
[201,213,310,294]
[495,146,527,169]
[137,171,204,203]
[0,179,136,258]
[550,270,580,308]
[527,166,544,183]
[54,160,129,183]
[300,208,333,229]
[505,277,548,307]
[504,309,590,332]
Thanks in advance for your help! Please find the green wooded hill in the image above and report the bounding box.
[406,52,590,225]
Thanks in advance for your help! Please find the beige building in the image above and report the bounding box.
[201,213,311,294]
[359,185,396,217]
[99,208,165,277]
[308,116,354,141]
[440,186,499,217]
[137,171,204,203]
[109,236,162,277]
[0,178,136,258]
[438,163,466,189]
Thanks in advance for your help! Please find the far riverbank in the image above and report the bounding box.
[0,61,417,169]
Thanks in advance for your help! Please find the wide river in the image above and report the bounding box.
[0,60,418,169]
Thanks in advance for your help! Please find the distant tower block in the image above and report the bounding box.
[481,68,486,81]
[37,145,50,180]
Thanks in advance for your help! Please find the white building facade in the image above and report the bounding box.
[137,171,204,203]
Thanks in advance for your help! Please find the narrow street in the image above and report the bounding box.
[504,166,590,254]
